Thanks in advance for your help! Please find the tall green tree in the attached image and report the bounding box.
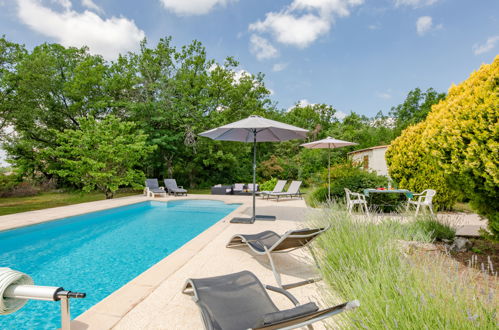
[389,87,446,134]
[46,116,155,198]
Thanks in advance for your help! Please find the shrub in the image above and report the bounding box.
[410,218,456,241]
[386,124,459,211]
[310,205,497,329]
[0,174,19,196]
[259,177,277,191]
[387,56,499,238]
[311,163,388,204]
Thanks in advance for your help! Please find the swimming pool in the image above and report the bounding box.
[0,199,240,329]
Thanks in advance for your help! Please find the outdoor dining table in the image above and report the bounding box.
[363,188,414,212]
[363,188,414,199]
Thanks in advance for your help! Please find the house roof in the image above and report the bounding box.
[347,145,389,155]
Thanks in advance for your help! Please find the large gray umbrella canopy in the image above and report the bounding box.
[200,115,308,222]
[301,137,358,200]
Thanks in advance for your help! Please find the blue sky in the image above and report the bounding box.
[0,0,498,118]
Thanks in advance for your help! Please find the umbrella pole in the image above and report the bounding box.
[252,130,256,220]
[328,145,331,201]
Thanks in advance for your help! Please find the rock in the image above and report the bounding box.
[450,237,472,252]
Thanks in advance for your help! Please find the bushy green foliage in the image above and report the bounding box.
[386,124,459,210]
[389,87,446,135]
[46,116,156,198]
[410,218,456,241]
[0,173,19,197]
[311,206,497,329]
[259,177,277,191]
[311,163,387,203]
[387,56,499,238]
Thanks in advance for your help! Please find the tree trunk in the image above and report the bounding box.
[105,189,114,199]
[165,155,173,178]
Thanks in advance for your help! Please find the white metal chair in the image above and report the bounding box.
[344,188,370,216]
[406,189,436,217]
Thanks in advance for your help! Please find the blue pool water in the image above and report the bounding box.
[0,199,240,329]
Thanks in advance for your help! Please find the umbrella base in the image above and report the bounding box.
[255,214,276,221]
[229,215,276,224]
[230,217,255,224]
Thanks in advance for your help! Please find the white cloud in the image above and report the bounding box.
[472,36,499,55]
[159,0,235,16]
[249,0,364,49]
[376,91,392,99]
[249,34,279,60]
[52,0,71,10]
[334,110,347,120]
[272,62,288,72]
[81,0,103,13]
[416,16,441,36]
[17,0,145,60]
[368,24,380,30]
[394,0,438,8]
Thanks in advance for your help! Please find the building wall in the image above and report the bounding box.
[349,147,389,176]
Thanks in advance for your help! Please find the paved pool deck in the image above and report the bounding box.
[0,194,489,329]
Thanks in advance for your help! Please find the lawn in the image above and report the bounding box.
[0,188,224,216]
[0,191,140,216]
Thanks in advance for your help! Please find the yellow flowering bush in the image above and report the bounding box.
[386,124,459,210]
[387,56,499,238]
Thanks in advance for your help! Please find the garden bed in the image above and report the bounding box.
[310,207,498,328]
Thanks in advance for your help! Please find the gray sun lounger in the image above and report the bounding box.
[164,179,188,196]
[144,179,167,197]
[266,180,303,201]
[227,227,329,288]
[258,180,287,198]
[182,270,359,330]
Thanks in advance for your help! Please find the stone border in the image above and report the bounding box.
[72,200,246,329]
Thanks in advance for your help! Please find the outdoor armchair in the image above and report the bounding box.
[344,188,369,216]
[182,270,359,330]
[232,183,245,194]
[164,179,188,196]
[406,189,436,217]
[266,181,303,201]
[226,227,328,288]
[144,179,167,198]
[247,183,259,192]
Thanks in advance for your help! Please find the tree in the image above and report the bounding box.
[1,42,113,179]
[389,87,446,134]
[46,116,155,198]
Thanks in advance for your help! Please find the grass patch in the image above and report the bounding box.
[188,188,212,195]
[0,190,140,216]
[310,205,497,329]
[408,218,456,241]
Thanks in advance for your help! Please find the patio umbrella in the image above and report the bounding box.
[301,137,358,200]
[199,115,308,223]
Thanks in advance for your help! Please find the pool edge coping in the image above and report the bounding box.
[70,199,247,329]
